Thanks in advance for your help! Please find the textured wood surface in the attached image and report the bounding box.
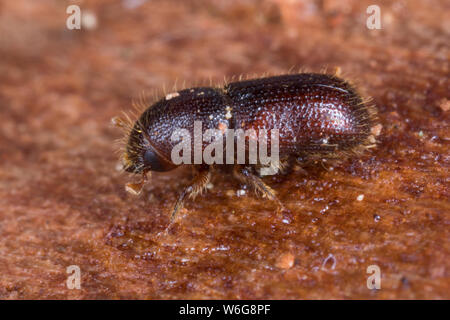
[0,0,448,299]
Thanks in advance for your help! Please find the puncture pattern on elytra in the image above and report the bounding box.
[113,72,378,224]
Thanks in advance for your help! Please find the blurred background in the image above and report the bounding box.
[0,0,448,299]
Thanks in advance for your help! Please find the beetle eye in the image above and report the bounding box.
[144,147,166,172]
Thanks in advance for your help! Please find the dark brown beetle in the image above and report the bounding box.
[113,73,378,222]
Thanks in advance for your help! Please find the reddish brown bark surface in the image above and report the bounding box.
[0,0,448,299]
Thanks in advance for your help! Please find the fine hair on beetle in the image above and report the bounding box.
[112,70,378,225]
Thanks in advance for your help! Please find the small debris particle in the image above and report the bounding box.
[400,276,410,288]
[209,114,213,120]
[356,194,365,201]
[225,190,234,197]
[373,214,381,222]
[165,92,180,100]
[236,189,246,197]
[439,98,450,112]
[206,183,214,190]
[275,252,295,269]
[225,110,232,119]
[321,253,336,271]
[81,10,98,30]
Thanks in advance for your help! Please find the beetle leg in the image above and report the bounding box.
[170,166,211,223]
[233,165,284,209]
[259,157,292,176]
